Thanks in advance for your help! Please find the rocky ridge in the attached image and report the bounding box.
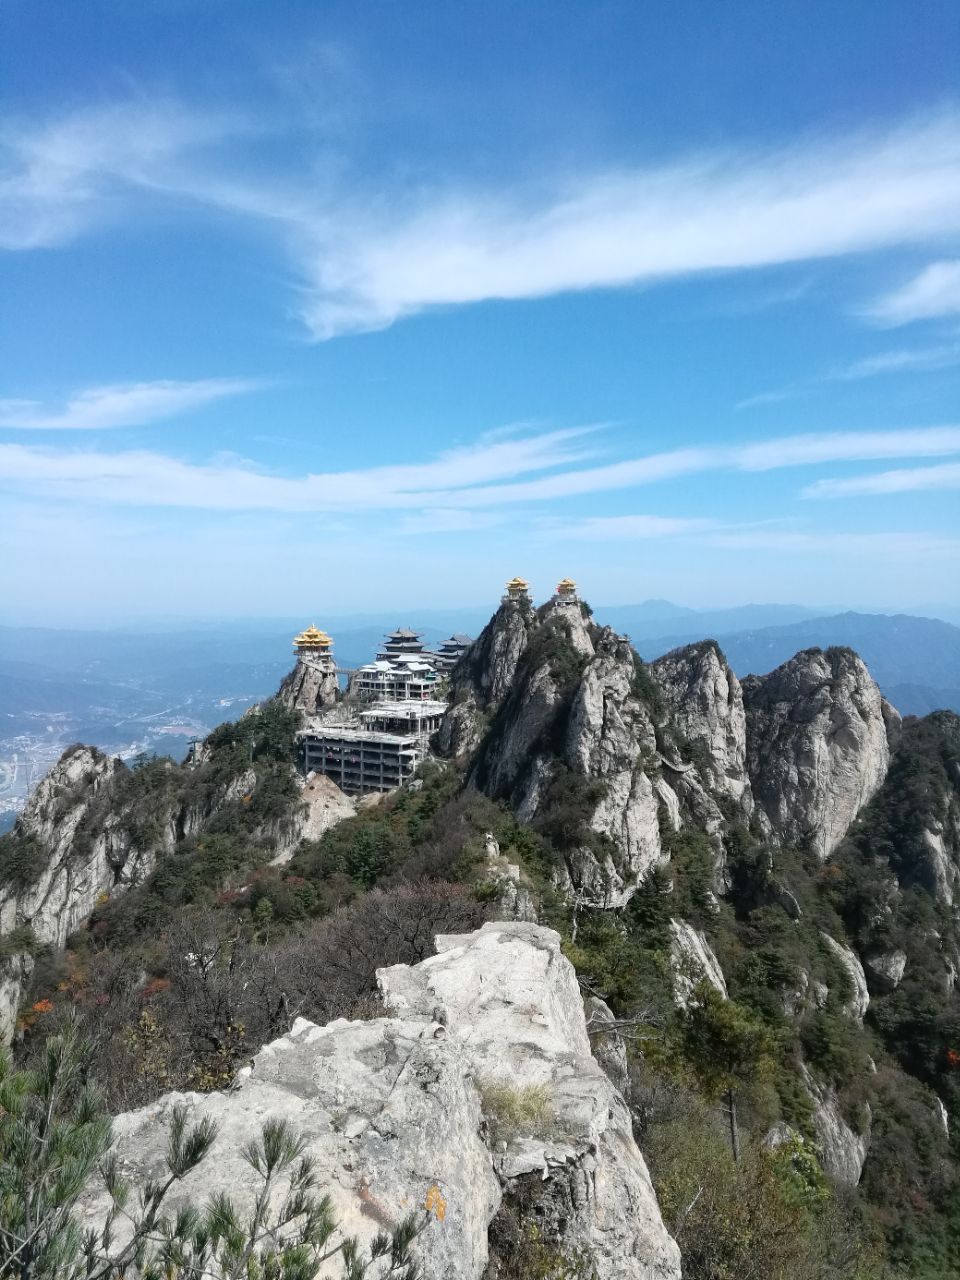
[79,922,681,1280]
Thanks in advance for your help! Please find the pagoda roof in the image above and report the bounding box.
[446,633,473,645]
[293,624,333,649]
[386,627,422,639]
[556,577,577,592]
[505,576,529,590]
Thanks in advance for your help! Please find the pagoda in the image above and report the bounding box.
[502,575,531,604]
[434,633,473,670]
[553,577,579,606]
[293,624,334,655]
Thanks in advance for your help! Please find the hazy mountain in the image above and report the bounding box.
[639,612,960,716]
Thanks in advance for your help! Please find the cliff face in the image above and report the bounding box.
[456,606,675,906]
[78,922,681,1280]
[742,648,899,860]
[436,596,537,759]
[0,714,311,1040]
[440,616,906,906]
[277,653,339,716]
[652,641,753,818]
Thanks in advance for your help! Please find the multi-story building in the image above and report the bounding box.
[433,633,473,670]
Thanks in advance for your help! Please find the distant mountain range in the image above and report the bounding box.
[633,612,960,717]
[1,605,958,825]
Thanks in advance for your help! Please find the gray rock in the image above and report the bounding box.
[801,1065,870,1186]
[743,648,899,861]
[79,923,680,1280]
[820,933,870,1022]
[277,653,339,715]
[669,920,728,1006]
[652,641,753,816]
[864,948,907,992]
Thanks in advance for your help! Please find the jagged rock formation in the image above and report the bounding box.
[455,605,672,906]
[820,933,870,1023]
[278,652,339,716]
[801,1065,871,1186]
[435,595,537,759]
[0,747,145,948]
[652,641,753,817]
[669,919,728,1006]
[0,730,311,1040]
[79,922,681,1280]
[742,648,899,861]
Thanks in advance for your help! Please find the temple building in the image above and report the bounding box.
[378,627,426,660]
[502,575,531,604]
[350,626,444,701]
[433,633,473,671]
[552,577,579,606]
[279,624,340,714]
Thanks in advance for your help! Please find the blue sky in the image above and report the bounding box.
[2,0,960,625]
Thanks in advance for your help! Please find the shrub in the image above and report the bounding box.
[479,1080,555,1144]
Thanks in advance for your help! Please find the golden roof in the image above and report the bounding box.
[505,575,529,591]
[293,624,333,650]
[556,577,577,593]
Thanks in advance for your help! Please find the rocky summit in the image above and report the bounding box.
[4,593,960,1278]
[78,922,680,1280]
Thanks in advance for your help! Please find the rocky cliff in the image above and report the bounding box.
[0,704,312,1040]
[278,652,339,716]
[652,641,753,818]
[78,922,681,1280]
[441,613,900,908]
[741,647,898,861]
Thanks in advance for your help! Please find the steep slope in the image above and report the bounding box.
[646,612,960,716]
[651,640,753,817]
[0,703,308,1040]
[78,922,681,1280]
[742,647,899,860]
[448,603,691,906]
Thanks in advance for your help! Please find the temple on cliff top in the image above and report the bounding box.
[288,576,568,795]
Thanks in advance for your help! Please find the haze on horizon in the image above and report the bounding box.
[2,0,959,625]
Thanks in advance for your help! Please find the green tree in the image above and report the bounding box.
[0,1023,423,1280]
[677,985,778,1161]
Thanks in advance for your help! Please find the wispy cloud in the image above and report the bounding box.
[836,342,960,379]
[4,100,960,337]
[865,260,960,326]
[736,339,960,409]
[295,112,960,338]
[0,378,265,430]
[542,514,718,539]
[0,427,596,511]
[803,460,960,498]
[702,529,960,558]
[3,425,960,512]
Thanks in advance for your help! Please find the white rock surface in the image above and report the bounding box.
[669,920,728,1006]
[79,923,680,1280]
[801,1065,870,1186]
[864,948,907,992]
[652,642,753,815]
[743,648,898,861]
[821,933,870,1022]
[278,653,339,715]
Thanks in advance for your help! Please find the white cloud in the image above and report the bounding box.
[0,379,264,430]
[837,343,960,379]
[702,529,960,558]
[0,427,596,511]
[295,112,960,337]
[803,460,960,498]
[865,260,960,326]
[543,514,718,539]
[5,100,960,337]
[3,424,960,513]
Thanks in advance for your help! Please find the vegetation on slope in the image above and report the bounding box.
[3,677,960,1276]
